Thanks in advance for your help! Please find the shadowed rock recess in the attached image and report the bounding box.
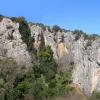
[0,17,100,97]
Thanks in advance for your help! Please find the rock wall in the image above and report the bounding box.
[0,18,100,95]
[72,39,100,95]
[30,24,100,95]
[0,18,32,67]
[30,25,72,71]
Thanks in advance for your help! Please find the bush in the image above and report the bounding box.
[14,81,33,98]
[73,30,100,41]
[88,34,100,41]
[32,46,74,99]
[33,75,49,100]
[0,59,18,100]
[52,25,62,32]
[73,30,87,41]
[0,15,3,22]
[0,59,34,100]
[90,91,100,100]
[33,46,57,80]
[85,40,92,48]
[0,46,74,100]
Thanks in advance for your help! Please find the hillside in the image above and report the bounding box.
[0,15,100,100]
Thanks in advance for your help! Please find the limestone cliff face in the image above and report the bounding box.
[30,24,100,95]
[0,18,32,66]
[0,17,100,95]
[72,38,100,95]
[30,25,72,71]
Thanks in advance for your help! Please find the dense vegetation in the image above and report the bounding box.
[0,15,100,100]
[0,46,74,100]
[52,25,62,32]
[73,30,100,41]
[90,91,100,100]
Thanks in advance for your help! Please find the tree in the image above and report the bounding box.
[52,25,62,32]
[33,75,49,100]
[33,46,57,80]
[0,15,4,22]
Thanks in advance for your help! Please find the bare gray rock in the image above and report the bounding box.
[0,18,32,67]
[30,24,100,95]
[0,18,100,95]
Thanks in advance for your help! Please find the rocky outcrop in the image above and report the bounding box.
[0,18,32,66]
[30,25,72,71]
[0,17,100,96]
[72,38,100,95]
[30,25,43,50]
[30,24,100,95]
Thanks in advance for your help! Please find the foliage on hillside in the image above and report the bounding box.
[0,15,4,22]
[90,91,100,100]
[30,22,69,33]
[0,46,74,100]
[1,15,100,100]
[73,30,99,41]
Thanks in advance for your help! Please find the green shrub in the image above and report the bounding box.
[90,91,100,100]
[33,75,49,100]
[32,46,74,99]
[73,30,100,41]
[0,59,18,99]
[52,25,62,32]
[73,30,87,41]
[34,46,57,80]
[88,34,100,41]
[14,81,33,98]
[0,78,5,87]
[0,46,74,100]
[0,15,3,22]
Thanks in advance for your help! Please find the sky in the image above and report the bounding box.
[0,0,100,34]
